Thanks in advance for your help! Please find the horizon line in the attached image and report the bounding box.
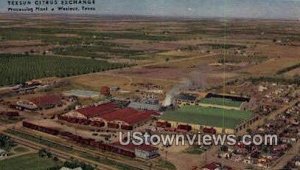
[0,12,299,21]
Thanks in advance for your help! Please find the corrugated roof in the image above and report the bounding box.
[30,94,62,108]
[101,108,152,125]
[177,93,197,101]
[76,103,152,125]
[77,102,119,118]
[128,102,160,111]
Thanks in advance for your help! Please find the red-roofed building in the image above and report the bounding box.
[62,102,119,120]
[16,94,62,110]
[76,102,119,118]
[100,108,152,127]
[61,102,152,128]
[143,110,161,116]
[30,95,62,109]
[202,162,232,170]
[100,86,110,96]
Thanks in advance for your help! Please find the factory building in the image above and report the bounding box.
[128,101,160,111]
[175,93,198,107]
[16,94,63,110]
[61,102,154,129]
[112,143,159,159]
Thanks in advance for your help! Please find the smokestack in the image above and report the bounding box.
[162,65,210,106]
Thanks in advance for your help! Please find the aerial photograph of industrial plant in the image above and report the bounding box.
[0,0,299,170]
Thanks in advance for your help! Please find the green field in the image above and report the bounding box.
[0,54,129,86]
[0,153,59,170]
[161,105,252,129]
[13,146,30,153]
[199,97,243,107]
[52,43,147,59]
[0,27,175,44]
[183,146,207,155]
[156,159,176,170]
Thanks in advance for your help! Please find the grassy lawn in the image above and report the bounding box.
[0,153,59,170]
[5,129,73,152]
[161,105,252,129]
[155,159,176,170]
[13,146,30,153]
[183,146,207,155]
[199,97,243,107]
[52,44,146,59]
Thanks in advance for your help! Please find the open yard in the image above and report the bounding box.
[161,105,253,129]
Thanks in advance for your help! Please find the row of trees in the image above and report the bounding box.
[0,54,129,86]
[38,148,95,170]
[248,76,300,85]
[0,135,16,151]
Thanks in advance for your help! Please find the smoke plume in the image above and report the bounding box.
[162,79,191,106]
[162,65,210,106]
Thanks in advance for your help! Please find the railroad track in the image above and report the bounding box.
[2,131,118,170]
[3,129,154,170]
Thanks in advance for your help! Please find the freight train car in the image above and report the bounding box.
[22,121,59,135]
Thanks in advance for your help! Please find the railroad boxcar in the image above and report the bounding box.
[108,123,119,129]
[203,127,217,134]
[177,124,192,132]
[121,125,133,130]
[156,121,171,128]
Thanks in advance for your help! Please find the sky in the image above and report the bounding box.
[1,0,300,19]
